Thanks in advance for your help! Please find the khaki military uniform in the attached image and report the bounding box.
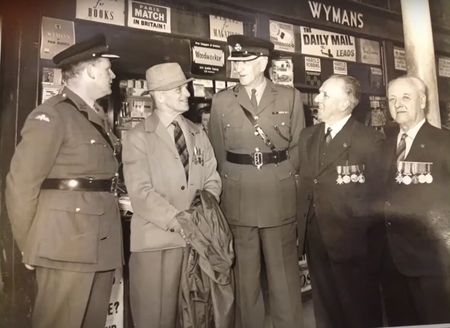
[6,87,123,328]
[209,79,305,328]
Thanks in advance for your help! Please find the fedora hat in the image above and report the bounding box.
[146,62,193,91]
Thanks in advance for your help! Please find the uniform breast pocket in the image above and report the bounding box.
[78,138,116,173]
[37,194,104,264]
[222,116,244,148]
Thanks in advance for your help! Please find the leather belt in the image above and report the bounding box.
[41,177,118,193]
[226,149,288,168]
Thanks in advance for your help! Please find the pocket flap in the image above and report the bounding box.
[48,194,105,215]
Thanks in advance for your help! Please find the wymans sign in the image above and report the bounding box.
[307,0,364,29]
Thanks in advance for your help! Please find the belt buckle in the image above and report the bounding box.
[111,175,118,195]
[252,149,263,170]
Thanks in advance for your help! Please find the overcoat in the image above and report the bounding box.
[122,112,221,252]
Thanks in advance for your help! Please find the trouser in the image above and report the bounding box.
[33,267,114,328]
[382,247,450,326]
[129,248,183,328]
[231,222,303,328]
[306,215,383,328]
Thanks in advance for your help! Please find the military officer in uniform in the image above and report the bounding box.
[297,75,384,328]
[6,34,122,328]
[380,75,450,325]
[209,35,305,328]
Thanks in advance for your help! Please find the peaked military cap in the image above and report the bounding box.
[53,34,119,67]
[227,34,274,61]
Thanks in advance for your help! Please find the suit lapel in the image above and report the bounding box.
[405,122,430,161]
[317,118,354,176]
[308,124,325,176]
[257,80,276,115]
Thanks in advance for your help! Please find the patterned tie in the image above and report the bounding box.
[251,88,258,109]
[396,133,408,162]
[172,121,189,181]
[324,127,332,146]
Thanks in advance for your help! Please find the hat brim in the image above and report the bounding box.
[148,77,194,91]
[227,54,259,61]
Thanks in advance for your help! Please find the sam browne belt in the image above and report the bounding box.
[41,177,118,193]
[226,149,288,168]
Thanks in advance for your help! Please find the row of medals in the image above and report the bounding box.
[396,161,433,185]
[336,164,365,184]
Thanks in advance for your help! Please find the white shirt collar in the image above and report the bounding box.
[325,114,351,139]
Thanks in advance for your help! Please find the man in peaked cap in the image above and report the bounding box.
[209,35,305,327]
[122,62,221,327]
[6,33,122,328]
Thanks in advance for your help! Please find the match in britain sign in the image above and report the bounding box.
[300,26,356,62]
[127,0,171,33]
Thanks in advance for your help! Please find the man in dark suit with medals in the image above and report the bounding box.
[209,35,305,327]
[6,34,122,328]
[380,75,450,325]
[297,75,384,328]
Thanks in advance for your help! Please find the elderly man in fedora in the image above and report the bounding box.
[122,62,221,327]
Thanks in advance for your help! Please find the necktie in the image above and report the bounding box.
[172,121,189,181]
[251,88,258,109]
[324,127,332,146]
[396,133,408,162]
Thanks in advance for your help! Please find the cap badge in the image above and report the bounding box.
[234,43,242,51]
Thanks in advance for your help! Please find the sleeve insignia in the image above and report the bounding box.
[34,114,50,122]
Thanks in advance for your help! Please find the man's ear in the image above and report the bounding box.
[86,63,96,80]
[420,93,427,110]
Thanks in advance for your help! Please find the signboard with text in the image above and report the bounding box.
[127,0,171,33]
[394,47,407,71]
[358,38,381,66]
[191,40,225,76]
[209,15,243,42]
[40,17,75,60]
[438,57,450,78]
[270,20,295,53]
[76,0,125,26]
[300,26,356,62]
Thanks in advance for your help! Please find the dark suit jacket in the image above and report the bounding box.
[297,117,384,261]
[209,79,305,227]
[382,121,450,276]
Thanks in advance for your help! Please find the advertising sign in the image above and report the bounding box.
[333,60,347,75]
[394,47,407,71]
[270,20,295,53]
[191,40,225,76]
[76,0,125,26]
[105,269,124,328]
[438,57,450,78]
[127,0,171,33]
[305,56,321,72]
[271,58,294,86]
[209,15,243,42]
[40,17,75,60]
[300,26,356,62]
[358,38,381,65]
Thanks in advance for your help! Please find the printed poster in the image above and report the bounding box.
[127,0,171,33]
[270,20,295,53]
[271,58,294,86]
[209,15,243,42]
[358,38,381,65]
[76,0,125,26]
[438,57,450,78]
[191,40,225,76]
[370,66,383,89]
[300,26,356,62]
[40,17,75,60]
[394,47,407,71]
[105,269,124,328]
[304,56,321,72]
[333,61,347,75]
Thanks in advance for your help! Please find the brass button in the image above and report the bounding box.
[181,186,185,190]
[313,179,318,184]
[75,208,81,212]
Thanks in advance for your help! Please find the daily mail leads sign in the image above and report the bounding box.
[128,0,171,33]
[300,26,356,62]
